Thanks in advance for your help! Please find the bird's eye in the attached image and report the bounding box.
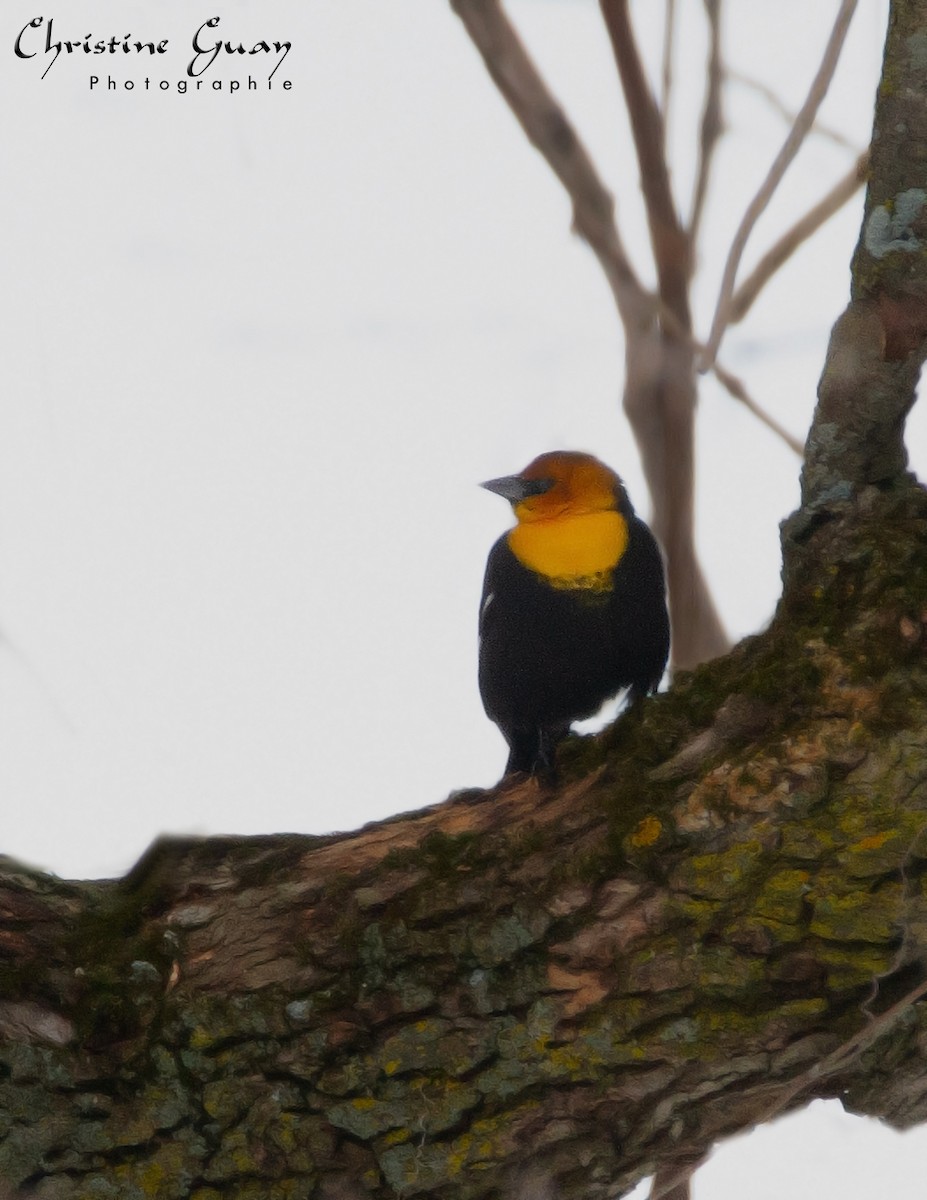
[524,477,555,498]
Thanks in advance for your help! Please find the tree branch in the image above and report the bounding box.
[700,0,859,370]
[687,0,723,251]
[4,478,927,1195]
[730,152,868,324]
[449,0,650,331]
[659,0,676,146]
[711,360,805,456]
[727,69,860,151]
[796,0,927,518]
[595,0,733,667]
[599,0,691,327]
[450,0,730,670]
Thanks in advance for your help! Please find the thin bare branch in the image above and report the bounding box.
[629,284,805,458]
[449,0,650,331]
[730,151,868,323]
[688,0,723,250]
[660,0,676,137]
[599,0,692,327]
[711,361,805,456]
[648,965,927,1200]
[0,625,77,734]
[648,973,927,1200]
[700,0,859,371]
[451,0,733,669]
[756,975,927,1133]
[727,68,859,151]
[648,293,806,457]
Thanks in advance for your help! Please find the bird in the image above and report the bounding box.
[478,450,669,778]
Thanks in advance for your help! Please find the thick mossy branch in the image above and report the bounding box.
[3,484,927,1198]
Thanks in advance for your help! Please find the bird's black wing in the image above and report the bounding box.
[612,515,671,696]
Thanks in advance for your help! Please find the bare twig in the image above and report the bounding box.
[448,0,650,330]
[711,362,805,456]
[699,0,859,370]
[448,0,828,467]
[639,287,806,458]
[768,976,927,1120]
[660,0,676,136]
[649,974,927,1200]
[728,68,859,150]
[0,625,77,734]
[451,0,732,668]
[729,151,868,323]
[688,0,723,250]
[600,0,691,326]
[598,1,733,665]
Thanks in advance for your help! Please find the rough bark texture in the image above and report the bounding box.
[4,491,927,1200]
[5,3,927,1199]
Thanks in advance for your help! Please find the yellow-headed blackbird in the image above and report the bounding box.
[479,451,669,777]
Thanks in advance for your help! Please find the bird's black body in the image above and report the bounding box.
[478,455,669,777]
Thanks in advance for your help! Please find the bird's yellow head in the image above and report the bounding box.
[482,451,631,586]
[507,451,624,522]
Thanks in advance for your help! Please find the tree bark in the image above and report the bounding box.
[4,507,927,1200]
[5,4,927,1199]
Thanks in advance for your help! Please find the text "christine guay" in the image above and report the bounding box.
[15,16,292,80]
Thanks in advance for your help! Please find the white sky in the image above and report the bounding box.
[3,0,926,1195]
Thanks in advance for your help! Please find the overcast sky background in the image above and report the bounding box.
[3,0,926,1195]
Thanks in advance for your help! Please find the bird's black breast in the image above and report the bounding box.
[478,517,669,735]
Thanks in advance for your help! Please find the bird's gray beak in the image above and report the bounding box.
[480,475,553,503]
